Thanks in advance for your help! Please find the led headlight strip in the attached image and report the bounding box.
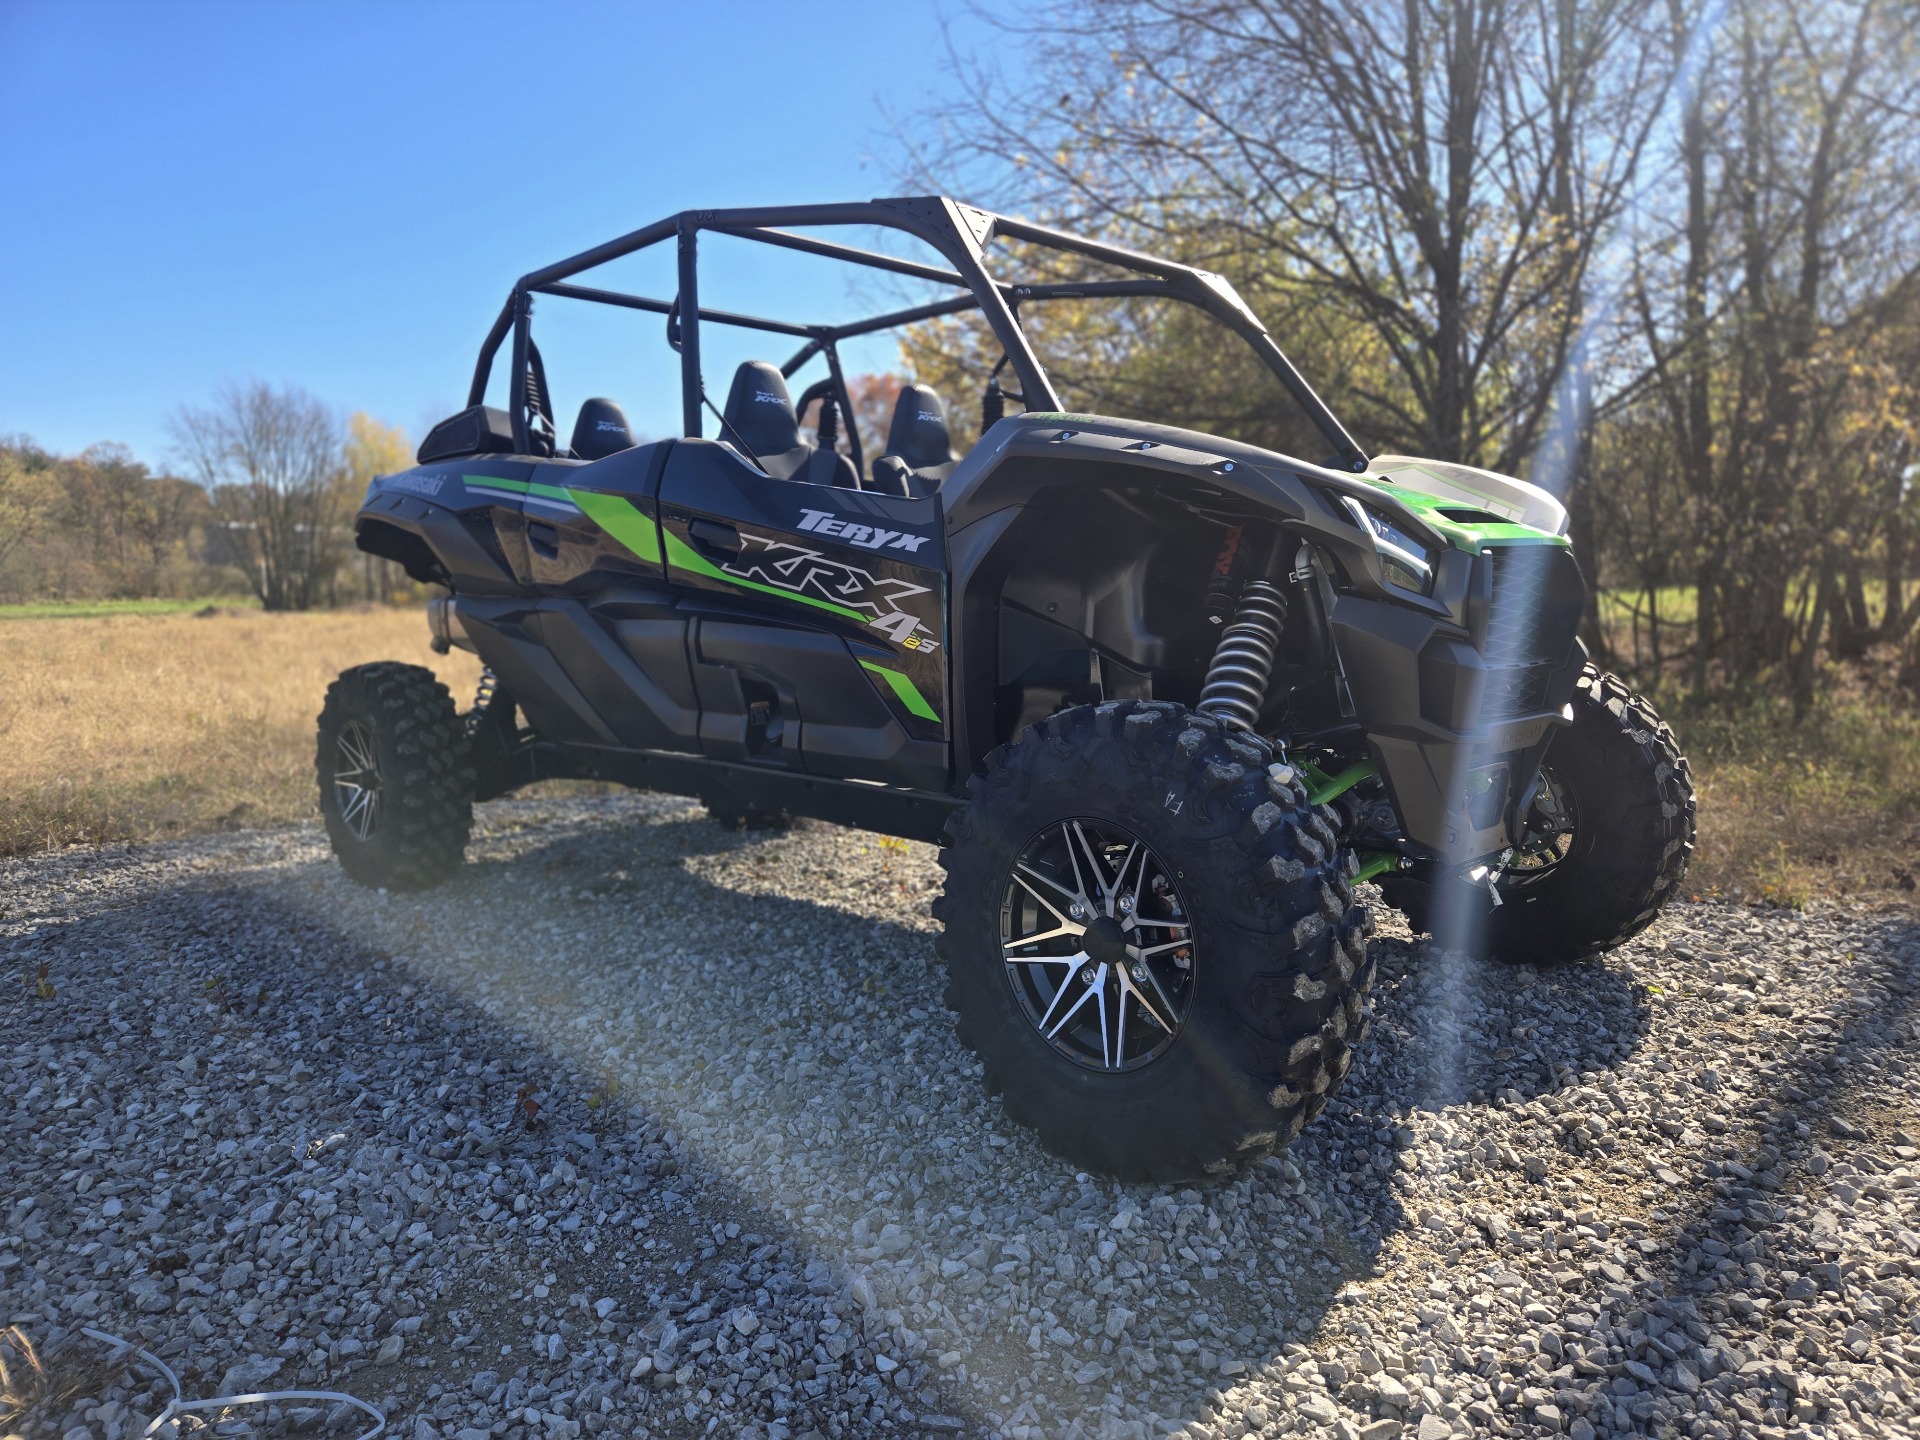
[1340,494,1437,594]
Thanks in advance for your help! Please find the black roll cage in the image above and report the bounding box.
[466,195,1369,475]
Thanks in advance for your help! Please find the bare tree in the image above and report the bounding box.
[916,0,1670,472]
[173,381,346,611]
[1617,0,1920,701]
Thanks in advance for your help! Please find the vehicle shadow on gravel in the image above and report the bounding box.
[0,807,1744,1440]
[364,804,1664,1434]
[2,847,990,1440]
[403,809,1920,1440]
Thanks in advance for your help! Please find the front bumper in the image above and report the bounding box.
[1332,543,1586,863]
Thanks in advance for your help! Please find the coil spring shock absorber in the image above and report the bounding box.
[465,667,499,737]
[1198,529,1291,730]
[1197,581,1287,729]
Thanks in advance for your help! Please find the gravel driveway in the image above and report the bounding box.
[4,793,1917,1440]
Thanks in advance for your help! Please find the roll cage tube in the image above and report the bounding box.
[461,197,1370,472]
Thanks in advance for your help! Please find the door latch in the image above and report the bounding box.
[688,519,742,556]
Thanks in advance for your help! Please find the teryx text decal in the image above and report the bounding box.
[796,508,932,553]
[725,533,940,649]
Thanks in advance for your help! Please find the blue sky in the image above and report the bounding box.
[0,0,1015,463]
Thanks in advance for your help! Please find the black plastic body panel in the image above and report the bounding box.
[1332,590,1586,862]
[521,442,671,591]
[690,615,946,791]
[355,461,538,596]
[658,439,948,774]
[354,415,1587,858]
[554,744,963,844]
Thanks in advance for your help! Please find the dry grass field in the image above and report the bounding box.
[1679,681,1920,910]
[0,606,481,855]
[1,604,1915,909]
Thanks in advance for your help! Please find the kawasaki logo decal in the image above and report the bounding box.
[795,507,932,553]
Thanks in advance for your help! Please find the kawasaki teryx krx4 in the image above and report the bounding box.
[322,198,1694,1179]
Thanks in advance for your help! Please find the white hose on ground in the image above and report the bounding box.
[79,1326,386,1440]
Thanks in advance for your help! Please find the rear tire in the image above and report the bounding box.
[1383,666,1694,962]
[935,701,1375,1181]
[316,662,473,891]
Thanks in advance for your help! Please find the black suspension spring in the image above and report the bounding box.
[1197,580,1287,730]
[465,666,498,736]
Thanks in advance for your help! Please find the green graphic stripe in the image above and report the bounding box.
[462,476,663,564]
[472,480,541,503]
[662,530,871,624]
[462,474,578,506]
[859,660,941,723]
[569,489,661,564]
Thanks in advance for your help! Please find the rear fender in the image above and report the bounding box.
[354,462,537,595]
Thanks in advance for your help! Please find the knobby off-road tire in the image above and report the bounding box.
[316,662,474,891]
[934,700,1376,1181]
[1384,666,1695,964]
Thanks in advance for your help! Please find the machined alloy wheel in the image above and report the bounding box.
[332,720,383,840]
[1002,819,1196,1071]
[935,700,1376,1180]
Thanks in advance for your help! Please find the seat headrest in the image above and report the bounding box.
[571,397,635,461]
[886,384,957,471]
[721,361,801,459]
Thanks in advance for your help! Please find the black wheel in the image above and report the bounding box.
[934,701,1376,1181]
[1382,666,1695,963]
[316,662,474,891]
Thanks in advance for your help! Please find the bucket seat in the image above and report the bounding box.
[570,397,636,460]
[719,362,859,488]
[869,384,959,498]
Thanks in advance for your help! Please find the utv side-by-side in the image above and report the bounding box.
[321,197,1695,1179]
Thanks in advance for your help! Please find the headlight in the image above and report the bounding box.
[1341,495,1436,594]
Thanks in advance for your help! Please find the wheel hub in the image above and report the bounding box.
[1508,764,1575,879]
[1081,915,1129,964]
[999,818,1197,1072]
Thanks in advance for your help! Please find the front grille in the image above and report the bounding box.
[1479,544,1583,719]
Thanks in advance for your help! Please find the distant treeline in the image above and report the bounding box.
[0,384,419,609]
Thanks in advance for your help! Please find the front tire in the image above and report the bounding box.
[316,662,474,891]
[1384,666,1695,963]
[935,701,1375,1181]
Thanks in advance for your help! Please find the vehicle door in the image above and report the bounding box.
[657,439,948,792]
[463,441,702,753]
